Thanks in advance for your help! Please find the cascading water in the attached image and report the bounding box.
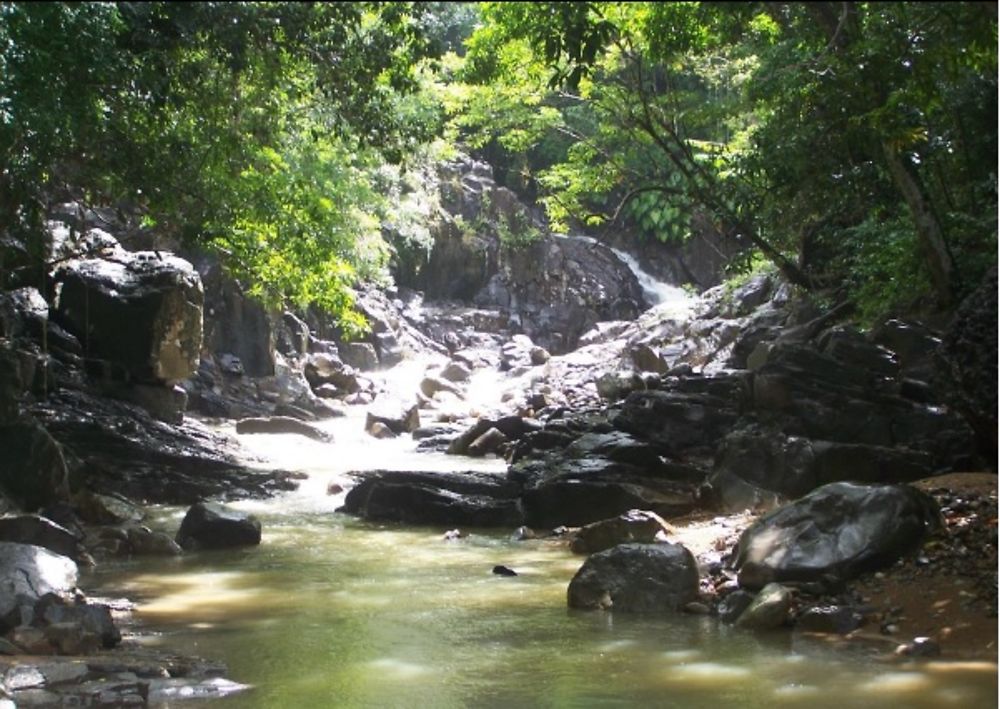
[609,246,693,318]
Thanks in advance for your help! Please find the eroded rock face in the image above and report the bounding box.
[175,502,262,550]
[0,420,71,511]
[937,265,998,466]
[733,482,939,589]
[567,543,699,612]
[53,248,203,383]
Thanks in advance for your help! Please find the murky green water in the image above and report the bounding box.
[83,400,997,708]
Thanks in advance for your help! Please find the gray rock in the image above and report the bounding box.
[0,515,80,560]
[53,249,203,383]
[717,589,756,623]
[339,341,379,371]
[567,543,699,613]
[341,469,522,527]
[365,404,420,436]
[440,361,472,383]
[734,482,938,589]
[0,542,78,628]
[569,509,672,555]
[235,416,333,443]
[175,503,262,550]
[0,420,70,511]
[796,605,865,634]
[466,427,508,457]
[736,582,792,629]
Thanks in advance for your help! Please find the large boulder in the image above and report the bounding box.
[0,515,80,560]
[175,502,262,550]
[567,543,699,612]
[0,419,71,510]
[733,482,939,589]
[53,249,203,383]
[0,542,78,630]
[341,469,522,527]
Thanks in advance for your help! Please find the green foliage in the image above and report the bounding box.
[454,1,997,315]
[0,1,443,330]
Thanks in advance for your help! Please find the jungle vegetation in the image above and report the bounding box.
[1,2,995,327]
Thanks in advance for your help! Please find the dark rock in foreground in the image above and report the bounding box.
[175,502,262,550]
[567,542,699,612]
[733,482,939,589]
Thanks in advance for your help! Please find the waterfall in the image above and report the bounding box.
[610,247,692,317]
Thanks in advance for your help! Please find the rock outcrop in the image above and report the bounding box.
[732,482,939,589]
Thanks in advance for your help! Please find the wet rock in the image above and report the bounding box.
[440,361,472,383]
[0,419,71,511]
[31,388,297,504]
[717,589,755,623]
[341,469,522,527]
[365,404,420,436]
[736,582,793,629]
[0,515,80,560]
[447,416,539,456]
[367,421,396,439]
[796,605,865,634]
[734,482,938,589]
[420,375,462,399]
[466,427,508,457]
[53,249,203,383]
[339,342,379,371]
[175,502,262,550]
[567,543,699,612]
[492,565,517,577]
[34,593,121,650]
[0,542,78,629]
[894,636,941,658]
[235,416,333,443]
[569,509,672,555]
[73,490,144,525]
[513,455,697,529]
[124,524,183,556]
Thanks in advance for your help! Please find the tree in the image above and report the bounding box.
[0,2,443,331]
[457,2,997,316]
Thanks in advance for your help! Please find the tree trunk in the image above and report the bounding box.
[883,141,955,306]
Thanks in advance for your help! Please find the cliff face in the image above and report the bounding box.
[388,155,647,354]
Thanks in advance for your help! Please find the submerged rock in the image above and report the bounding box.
[567,542,699,613]
[175,502,262,550]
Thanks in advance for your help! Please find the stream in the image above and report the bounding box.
[81,389,997,708]
[82,253,995,708]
